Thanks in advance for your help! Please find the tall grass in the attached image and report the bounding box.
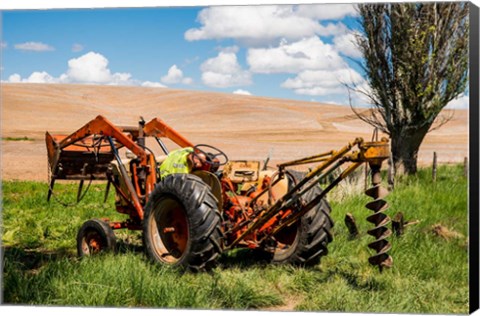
[1,164,469,313]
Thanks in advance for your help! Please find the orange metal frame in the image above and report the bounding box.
[46,115,194,229]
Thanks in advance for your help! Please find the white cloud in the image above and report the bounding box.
[5,51,179,89]
[1,41,7,49]
[446,94,469,109]
[217,45,240,54]
[183,3,363,101]
[161,65,183,84]
[247,37,344,74]
[182,77,193,85]
[233,89,252,96]
[294,4,358,20]
[281,68,365,96]
[6,71,58,84]
[185,5,348,44]
[184,56,200,65]
[71,43,84,52]
[161,65,193,85]
[200,49,251,88]
[8,73,22,83]
[14,41,55,52]
[347,81,375,107]
[5,51,138,86]
[26,71,58,83]
[109,73,134,85]
[141,81,167,88]
[333,32,362,59]
[64,52,132,85]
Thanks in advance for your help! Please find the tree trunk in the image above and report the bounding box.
[390,127,429,175]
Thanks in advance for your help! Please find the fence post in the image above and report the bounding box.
[364,162,369,191]
[464,157,468,178]
[345,213,359,239]
[387,156,395,191]
[432,152,437,182]
[392,212,405,236]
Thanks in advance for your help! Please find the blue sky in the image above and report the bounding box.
[0,3,470,108]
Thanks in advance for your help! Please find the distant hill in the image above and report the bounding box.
[1,83,468,181]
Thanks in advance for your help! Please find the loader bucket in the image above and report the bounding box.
[46,132,114,180]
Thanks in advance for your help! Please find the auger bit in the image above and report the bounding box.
[360,138,393,272]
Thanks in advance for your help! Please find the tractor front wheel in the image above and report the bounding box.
[143,174,223,272]
[77,219,117,257]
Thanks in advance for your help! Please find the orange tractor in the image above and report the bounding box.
[46,115,393,271]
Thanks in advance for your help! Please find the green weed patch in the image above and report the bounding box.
[2,136,34,141]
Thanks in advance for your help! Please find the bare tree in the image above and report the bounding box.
[351,3,469,174]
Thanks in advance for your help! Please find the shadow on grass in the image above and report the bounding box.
[3,238,144,274]
[3,246,74,271]
[217,248,272,270]
[3,242,355,281]
[323,261,386,291]
[115,238,144,254]
[217,248,325,274]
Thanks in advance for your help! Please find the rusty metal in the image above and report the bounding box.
[365,163,393,271]
[277,150,335,168]
[46,115,194,227]
[47,115,394,270]
[265,161,363,240]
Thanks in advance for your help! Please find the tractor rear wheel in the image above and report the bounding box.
[143,174,223,272]
[269,171,334,266]
[77,219,116,257]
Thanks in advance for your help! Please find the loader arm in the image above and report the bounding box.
[225,136,393,271]
[55,115,148,164]
[143,118,194,148]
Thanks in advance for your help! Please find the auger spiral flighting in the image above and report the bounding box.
[365,163,393,271]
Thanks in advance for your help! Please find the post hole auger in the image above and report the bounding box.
[46,115,392,272]
[222,136,393,271]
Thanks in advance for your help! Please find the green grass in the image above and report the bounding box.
[1,164,469,313]
[2,136,34,141]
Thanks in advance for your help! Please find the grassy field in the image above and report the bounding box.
[1,164,469,313]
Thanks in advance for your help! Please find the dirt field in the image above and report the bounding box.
[1,83,469,181]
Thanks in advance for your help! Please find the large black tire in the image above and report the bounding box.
[77,219,116,257]
[269,170,334,266]
[143,173,223,272]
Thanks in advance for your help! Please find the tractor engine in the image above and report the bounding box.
[220,160,290,248]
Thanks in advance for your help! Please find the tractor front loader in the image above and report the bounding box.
[46,115,393,272]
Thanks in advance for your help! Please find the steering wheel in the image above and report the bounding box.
[193,144,229,167]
